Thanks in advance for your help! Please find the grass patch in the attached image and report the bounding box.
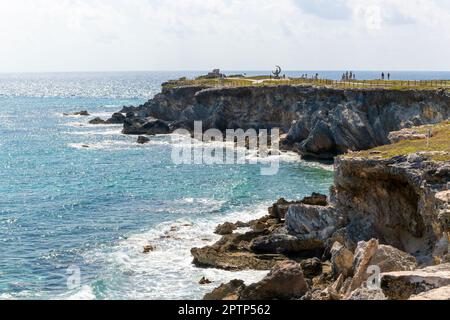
[347,121,450,161]
[162,77,450,91]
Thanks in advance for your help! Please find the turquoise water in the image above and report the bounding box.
[2,70,443,300]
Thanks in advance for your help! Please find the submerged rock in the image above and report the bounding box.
[137,136,150,144]
[143,245,155,254]
[65,110,90,116]
[199,277,212,285]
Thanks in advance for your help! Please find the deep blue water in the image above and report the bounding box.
[0,71,446,300]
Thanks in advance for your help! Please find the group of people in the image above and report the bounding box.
[300,73,320,80]
[381,72,391,80]
[341,71,356,81]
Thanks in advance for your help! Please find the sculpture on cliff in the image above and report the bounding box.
[272,66,282,79]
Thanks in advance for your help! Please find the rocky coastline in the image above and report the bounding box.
[97,83,449,300]
[100,85,449,160]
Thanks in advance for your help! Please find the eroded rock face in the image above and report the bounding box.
[334,155,450,259]
[117,86,450,159]
[381,263,450,300]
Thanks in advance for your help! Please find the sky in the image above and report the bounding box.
[0,0,449,72]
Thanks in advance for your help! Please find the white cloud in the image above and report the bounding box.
[0,0,448,72]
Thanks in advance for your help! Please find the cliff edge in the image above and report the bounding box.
[117,85,449,160]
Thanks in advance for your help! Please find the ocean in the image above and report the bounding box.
[0,71,447,300]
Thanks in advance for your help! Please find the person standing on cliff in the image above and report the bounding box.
[388,73,391,80]
[381,72,385,80]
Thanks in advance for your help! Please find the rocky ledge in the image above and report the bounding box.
[103,85,449,159]
[196,123,450,300]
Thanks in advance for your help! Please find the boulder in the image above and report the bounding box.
[301,193,328,206]
[308,287,341,301]
[369,244,417,273]
[300,258,323,278]
[323,228,357,260]
[215,222,237,236]
[298,120,336,160]
[268,198,298,220]
[330,242,354,277]
[191,231,287,271]
[107,112,126,124]
[250,231,323,255]
[119,105,136,114]
[268,194,328,221]
[204,280,245,300]
[137,136,150,144]
[143,245,155,254]
[239,261,309,300]
[409,285,450,300]
[381,263,450,300]
[123,118,172,135]
[191,247,283,271]
[347,239,379,294]
[388,128,427,143]
[285,204,342,251]
[199,277,212,285]
[89,117,107,125]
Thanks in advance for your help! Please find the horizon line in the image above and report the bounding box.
[1,69,450,75]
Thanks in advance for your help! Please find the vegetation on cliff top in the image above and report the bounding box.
[163,76,450,91]
[346,121,450,161]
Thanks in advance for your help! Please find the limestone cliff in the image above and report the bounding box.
[120,85,450,159]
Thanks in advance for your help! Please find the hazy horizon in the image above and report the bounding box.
[1,0,449,73]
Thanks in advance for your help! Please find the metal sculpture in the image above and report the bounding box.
[272,66,282,79]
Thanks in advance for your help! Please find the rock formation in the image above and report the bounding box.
[200,121,449,300]
[111,85,449,159]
